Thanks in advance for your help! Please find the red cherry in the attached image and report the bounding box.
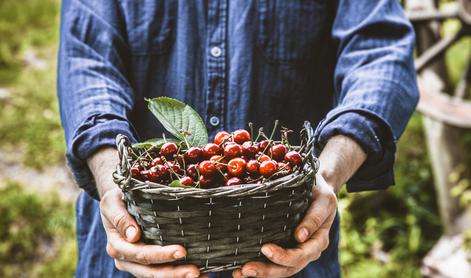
[224,143,243,159]
[140,169,150,181]
[259,160,278,178]
[199,175,214,188]
[258,154,271,162]
[130,166,141,178]
[198,160,217,176]
[232,129,251,144]
[258,140,272,153]
[179,176,194,186]
[246,160,260,175]
[227,158,246,177]
[160,142,178,157]
[150,157,164,167]
[269,144,288,161]
[224,177,242,186]
[277,162,292,174]
[242,141,259,158]
[202,143,223,158]
[149,165,169,181]
[166,161,183,175]
[210,155,227,172]
[285,151,302,166]
[185,147,202,163]
[186,164,198,180]
[214,131,231,145]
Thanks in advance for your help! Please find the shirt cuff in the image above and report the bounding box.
[66,114,137,200]
[314,110,396,192]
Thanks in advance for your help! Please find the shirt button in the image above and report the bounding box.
[210,46,222,57]
[209,116,220,126]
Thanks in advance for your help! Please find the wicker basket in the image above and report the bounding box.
[113,121,319,273]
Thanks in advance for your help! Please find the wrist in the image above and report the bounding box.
[87,147,120,199]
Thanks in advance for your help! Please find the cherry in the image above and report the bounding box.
[186,164,198,180]
[199,175,214,188]
[269,144,288,161]
[214,131,231,145]
[166,161,183,175]
[258,140,271,153]
[140,169,150,181]
[160,142,178,157]
[150,157,164,167]
[232,129,251,144]
[285,151,302,166]
[242,141,258,158]
[259,160,278,178]
[224,177,242,186]
[179,176,194,187]
[277,162,292,174]
[202,143,223,158]
[150,165,169,180]
[246,160,260,175]
[210,155,226,172]
[258,154,271,162]
[224,143,243,159]
[198,160,217,176]
[130,165,141,178]
[185,147,202,163]
[227,158,246,177]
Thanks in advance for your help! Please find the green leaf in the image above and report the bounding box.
[168,180,192,188]
[132,138,179,149]
[146,97,208,146]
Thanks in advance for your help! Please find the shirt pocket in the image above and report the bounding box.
[119,0,177,55]
[256,0,329,65]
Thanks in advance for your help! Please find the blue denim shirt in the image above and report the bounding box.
[58,0,418,277]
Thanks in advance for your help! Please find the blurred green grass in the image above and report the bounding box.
[0,0,469,277]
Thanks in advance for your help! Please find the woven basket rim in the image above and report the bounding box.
[113,121,319,198]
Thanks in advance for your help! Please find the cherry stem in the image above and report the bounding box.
[248,122,254,142]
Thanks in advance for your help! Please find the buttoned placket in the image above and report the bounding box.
[205,0,228,136]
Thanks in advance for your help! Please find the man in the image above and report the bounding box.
[58,0,418,277]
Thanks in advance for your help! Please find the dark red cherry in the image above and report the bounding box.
[179,176,194,187]
[130,166,141,178]
[246,160,260,175]
[160,142,178,157]
[166,161,183,175]
[227,158,246,177]
[199,175,214,188]
[242,141,259,158]
[214,131,231,145]
[210,155,226,172]
[185,147,202,163]
[186,164,198,180]
[259,160,278,178]
[149,164,169,181]
[198,160,217,176]
[150,157,164,167]
[224,177,242,186]
[202,143,223,158]
[277,162,292,174]
[224,143,243,159]
[258,140,272,153]
[232,129,251,144]
[258,154,271,162]
[269,144,288,161]
[284,151,302,167]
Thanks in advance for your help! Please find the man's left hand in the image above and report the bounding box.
[233,174,337,278]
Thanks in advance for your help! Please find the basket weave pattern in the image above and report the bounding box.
[113,122,319,273]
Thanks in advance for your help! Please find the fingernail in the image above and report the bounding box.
[243,269,257,277]
[298,228,308,242]
[261,246,272,258]
[174,250,185,259]
[125,226,136,240]
[185,272,199,278]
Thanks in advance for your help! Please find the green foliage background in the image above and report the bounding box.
[0,0,469,277]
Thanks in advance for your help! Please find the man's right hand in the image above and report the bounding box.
[89,147,204,278]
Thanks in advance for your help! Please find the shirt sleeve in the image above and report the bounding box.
[58,0,137,200]
[314,0,419,192]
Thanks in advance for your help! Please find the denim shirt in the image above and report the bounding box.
[58,0,418,277]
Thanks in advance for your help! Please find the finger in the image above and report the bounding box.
[114,259,200,278]
[240,261,297,278]
[100,188,141,242]
[232,268,243,278]
[295,175,336,243]
[295,227,331,262]
[107,232,186,264]
[260,243,307,268]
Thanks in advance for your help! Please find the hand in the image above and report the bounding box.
[233,174,337,278]
[100,187,206,278]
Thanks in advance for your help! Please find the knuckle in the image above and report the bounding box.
[322,237,330,250]
[114,259,124,271]
[308,214,323,230]
[135,251,151,265]
[106,244,118,258]
[112,212,129,231]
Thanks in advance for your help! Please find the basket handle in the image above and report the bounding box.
[300,121,320,175]
[113,134,132,191]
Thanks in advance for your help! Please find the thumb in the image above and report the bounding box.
[100,188,141,242]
